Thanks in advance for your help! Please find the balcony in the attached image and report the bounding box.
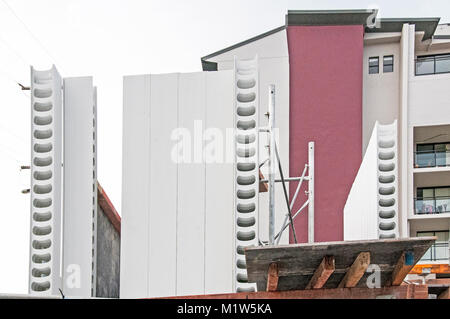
[415,197,450,215]
[416,54,450,76]
[420,242,449,262]
[414,150,450,168]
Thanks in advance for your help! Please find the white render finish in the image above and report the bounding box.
[29,66,63,295]
[344,123,379,241]
[121,71,236,298]
[234,57,259,293]
[62,77,97,297]
[344,121,399,240]
[362,40,400,155]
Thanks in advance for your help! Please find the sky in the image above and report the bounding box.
[1,0,449,294]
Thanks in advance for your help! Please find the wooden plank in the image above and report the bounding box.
[245,237,435,291]
[162,284,429,299]
[306,256,335,289]
[259,170,268,192]
[438,287,450,299]
[391,252,415,286]
[266,263,279,292]
[338,252,370,288]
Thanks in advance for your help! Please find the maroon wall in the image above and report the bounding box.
[287,25,363,243]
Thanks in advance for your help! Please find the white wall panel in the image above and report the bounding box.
[148,74,178,297]
[176,73,206,295]
[204,70,234,294]
[62,77,96,297]
[120,75,150,298]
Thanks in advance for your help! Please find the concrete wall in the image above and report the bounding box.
[95,202,120,298]
[121,71,236,298]
[363,42,400,155]
[409,73,450,126]
[287,25,364,243]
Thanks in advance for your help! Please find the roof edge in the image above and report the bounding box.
[97,182,121,235]
[201,25,285,64]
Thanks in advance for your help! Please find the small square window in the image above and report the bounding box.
[383,55,394,73]
[369,57,379,74]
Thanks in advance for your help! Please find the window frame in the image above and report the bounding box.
[383,55,394,73]
[368,56,379,74]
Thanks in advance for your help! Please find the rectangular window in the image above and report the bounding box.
[416,186,450,215]
[369,57,379,74]
[415,142,450,168]
[416,54,450,75]
[383,55,394,73]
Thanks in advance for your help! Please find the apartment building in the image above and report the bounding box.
[201,10,449,273]
[120,9,450,298]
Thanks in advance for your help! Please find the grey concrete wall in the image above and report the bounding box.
[96,203,120,298]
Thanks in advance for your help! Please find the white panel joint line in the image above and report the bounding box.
[91,87,98,297]
[234,56,259,293]
[376,120,399,239]
[29,65,63,295]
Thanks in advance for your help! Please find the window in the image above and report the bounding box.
[369,57,379,74]
[415,142,450,168]
[383,55,394,73]
[415,186,450,214]
[416,54,450,75]
[417,231,449,261]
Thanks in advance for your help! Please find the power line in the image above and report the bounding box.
[0,0,65,73]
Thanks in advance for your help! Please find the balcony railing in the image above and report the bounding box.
[414,151,450,168]
[415,196,450,215]
[416,55,450,76]
[420,242,449,262]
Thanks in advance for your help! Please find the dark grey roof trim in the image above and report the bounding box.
[286,9,376,26]
[365,18,440,40]
[201,25,285,63]
[201,60,218,71]
[432,35,450,40]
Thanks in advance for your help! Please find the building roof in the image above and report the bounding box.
[201,9,442,68]
[286,9,376,26]
[97,182,121,234]
[365,17,440,40]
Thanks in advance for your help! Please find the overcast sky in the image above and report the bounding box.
[1,0,449,294]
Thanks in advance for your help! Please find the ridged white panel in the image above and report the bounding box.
[29,66,63,295]
[62,77,96,297]
[377,121,399,239]
[234,57,259,293]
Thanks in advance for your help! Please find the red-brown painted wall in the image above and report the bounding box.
[287,25,363,243]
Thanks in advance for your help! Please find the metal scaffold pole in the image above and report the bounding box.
[268,85,276,245]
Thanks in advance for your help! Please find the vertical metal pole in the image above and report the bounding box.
[308,141,315,243]
[268,85,276,245]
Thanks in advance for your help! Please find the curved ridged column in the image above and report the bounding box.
[234,57,259,293]
[377,121,399,239]
[29,66,62,295]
